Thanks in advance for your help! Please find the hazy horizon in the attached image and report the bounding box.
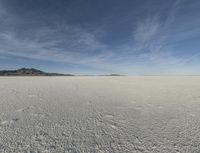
[0,0,200,75]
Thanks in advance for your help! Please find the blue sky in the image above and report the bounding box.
[0,0,200,75]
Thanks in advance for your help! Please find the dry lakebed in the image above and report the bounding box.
[0,76,200,153]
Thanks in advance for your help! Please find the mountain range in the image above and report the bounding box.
[0,68,74,76]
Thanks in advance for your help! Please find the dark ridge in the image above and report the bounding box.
[107,74,125,76]
[0,68,74,76]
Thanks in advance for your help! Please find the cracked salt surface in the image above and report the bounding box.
[0,76,200,152]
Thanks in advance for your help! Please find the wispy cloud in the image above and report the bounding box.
[0,0,200,74]
[0,25,121,72]
[0,2,133,73]
[129,0,200,74]
[0,5,108,66]
[134,17,161,44]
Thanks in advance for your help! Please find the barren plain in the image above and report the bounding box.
[0,77,200,153]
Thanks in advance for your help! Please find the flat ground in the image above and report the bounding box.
[0,77,200,153]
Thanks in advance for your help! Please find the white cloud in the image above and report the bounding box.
[129,0,200,74]
[0,25,121,72]
[134,17,160,44]
[0,0,200,75]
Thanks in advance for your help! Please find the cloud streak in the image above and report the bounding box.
[0,0,200,74]
[129,0,200,74]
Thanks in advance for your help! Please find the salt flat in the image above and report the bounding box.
[0,76,200,153]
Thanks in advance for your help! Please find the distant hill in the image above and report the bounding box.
[108,74,124,76]
[0,68,74,76]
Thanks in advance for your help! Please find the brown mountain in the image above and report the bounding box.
[0,68,74,76]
